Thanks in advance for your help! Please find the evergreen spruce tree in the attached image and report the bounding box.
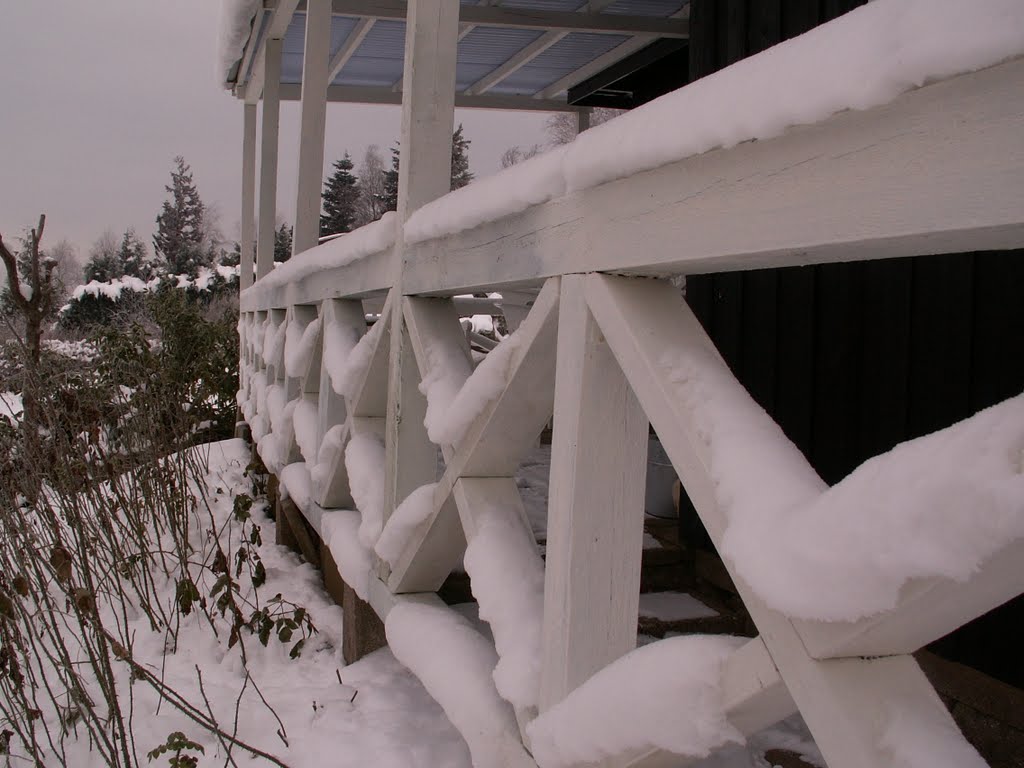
[450,124,474,189]
[153,156,211,277]
[382,144,400,214]
[381,126,473,213]
[118,228,150,279]
[83,231,122,283]
[320,153,360,236]
[274,223,293,263]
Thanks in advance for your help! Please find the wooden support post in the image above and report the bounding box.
[538,274,649,713]
[240,103,257,289]
[583,274,986,768]
[382,0,460,533]
[257,37,282,280]
[292,0,331,255]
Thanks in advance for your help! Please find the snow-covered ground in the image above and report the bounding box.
[15,439,472,768]
[11,437,832,767]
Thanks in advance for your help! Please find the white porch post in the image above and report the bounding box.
[381,0,461,555]
[240,102,257,290]
[292,0,331,255]
[256,36,282,280]
[538,274,649,712]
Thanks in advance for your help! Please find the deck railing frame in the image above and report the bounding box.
[235,33,1024,768]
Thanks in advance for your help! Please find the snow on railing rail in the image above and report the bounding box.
[403,0,1024,248]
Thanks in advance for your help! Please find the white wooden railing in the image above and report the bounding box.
[236,55,1024,768]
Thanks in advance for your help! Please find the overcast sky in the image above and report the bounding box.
[0,1,550,271]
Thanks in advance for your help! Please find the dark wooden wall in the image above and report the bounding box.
[679,0,1024,688]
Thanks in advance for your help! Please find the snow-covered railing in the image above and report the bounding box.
[236,9,1024,767]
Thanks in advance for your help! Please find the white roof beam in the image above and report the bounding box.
[464,0,617,96]
[307,0,688,36]
[243,0,302,103]
[277,83,580,111]
[328,18,376,83]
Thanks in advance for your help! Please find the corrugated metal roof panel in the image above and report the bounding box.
[499,0,582,11]
[456,27,545,90]
[330,16,361,58]
[492,31,628,94]
[335,20,407,87]
[602,0,687,16]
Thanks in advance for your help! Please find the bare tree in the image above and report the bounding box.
[545,107,624,146]
[500,144,543,168]
[354,144,388,227]
[0,214,59,440]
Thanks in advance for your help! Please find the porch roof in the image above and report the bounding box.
[223,0,690,111]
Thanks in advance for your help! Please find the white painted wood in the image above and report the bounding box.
[538,275,649,713]
[797,537,1024,660]
[256,36,283,280]
[231,7,265,96]
[584,274,982,768]
[323,0,689,37]
[452,476,542,739]
[265,308,288,384]
[247,57,1024,307]
[240,102,257,290]
[243,0,301,103]
[387,278,559,593]
[382,316,435,530]
[316,298,366,447]
[402,296,475,459]
[464,31,567,95]
[328,18,375,83]
[391,19,478,95]
[294,304,324,390]
[366,573,448,622]
[276,83,576,111]
[350,306,392,419]
[394,0,460,220]
[401,57,1024,296]
[382,0,460,583]
[292,0,332,255]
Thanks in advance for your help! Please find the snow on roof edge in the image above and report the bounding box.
[217,0,261,89]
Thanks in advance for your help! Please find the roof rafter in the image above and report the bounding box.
[535,2,688,99]
[294,0,688,36]
[463,0,619,97]
[329,18,377,83]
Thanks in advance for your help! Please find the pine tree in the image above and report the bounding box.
[320,153,361,237]
[450,124,474,189]
[274,223,293,263]
[382,144,400,214]
[153,156,211,277]
[381,126,474,214]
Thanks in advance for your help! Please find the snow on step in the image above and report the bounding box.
[639,591,718,623]
[527,635,746,768]
[386,602,535,768]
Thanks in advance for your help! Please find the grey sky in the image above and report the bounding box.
[0,1,550,270]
